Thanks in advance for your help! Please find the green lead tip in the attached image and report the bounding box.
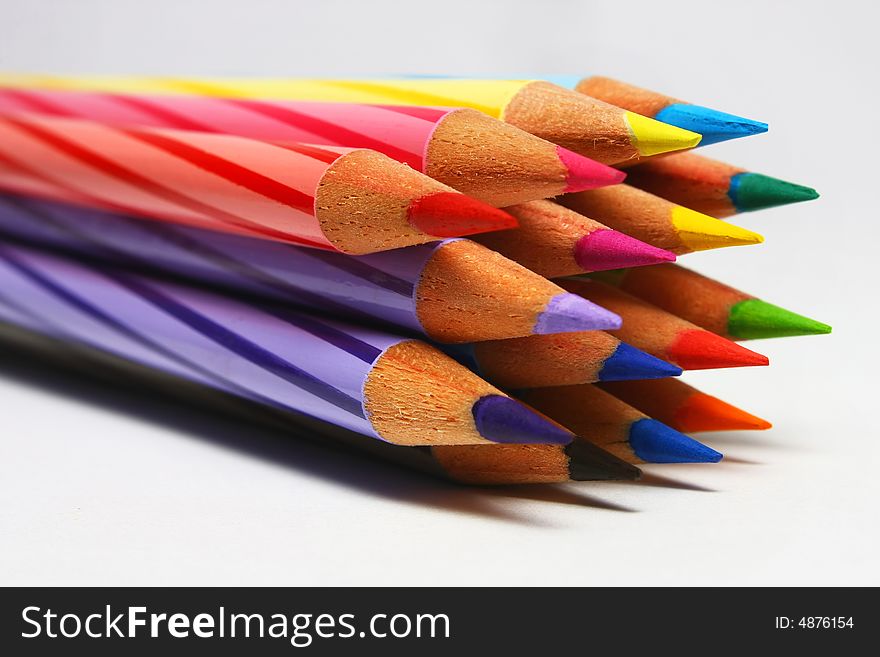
[728,299,832,340]
[729,172,819,213]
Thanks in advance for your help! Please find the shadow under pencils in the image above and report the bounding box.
[486,485,639,513]
[0,346,540,525]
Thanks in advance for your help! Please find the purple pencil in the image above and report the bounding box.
[0,194,620,343]
[0,239,577,447]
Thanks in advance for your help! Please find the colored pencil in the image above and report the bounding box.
[456,331,682,389]
[0,87,626,207]
[560,184,764,254]
[474,199,676,278]
[0,240,579,447]
[517,384,722,463]
[569,76,768,146]
[624,152,819,217]
[0,74,703,165]
[0,194,621,343]
[0,113,516,254]
[591,264,831,340]
[599,378,773,433]
[0,319,640,484]
[560,279,770,370]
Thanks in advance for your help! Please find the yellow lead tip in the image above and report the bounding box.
[671,206,764,252]
[625,111,702,157]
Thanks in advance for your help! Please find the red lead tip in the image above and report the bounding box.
[407,192,517,237]
[667,329,770,370]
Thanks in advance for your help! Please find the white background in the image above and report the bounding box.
[0,0,876,586]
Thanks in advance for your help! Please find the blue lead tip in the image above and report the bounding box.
[655,103,768,147]
[472,395,574,445]
[599,342,682,382]
[628,418,723,463]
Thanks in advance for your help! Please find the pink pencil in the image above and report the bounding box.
[0,87,624,207]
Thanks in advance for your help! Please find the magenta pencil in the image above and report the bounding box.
[0,87,624,206]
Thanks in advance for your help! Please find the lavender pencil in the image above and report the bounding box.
[0,240,576,447]
[0,194,620,343]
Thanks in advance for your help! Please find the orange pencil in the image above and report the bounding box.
[599,378,772,433]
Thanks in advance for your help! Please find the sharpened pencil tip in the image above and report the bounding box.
[624,111,702,156]
[668,329,770,370]
[566,439,642,480]
[534,292,621,334]
[472,395,574,445]
[629,418,722,463]
[728,299,832,340]
[599,342,683,382]
[557,145,626,193]
[574,229,677,272]
[407,191,517,237]
[671,205,764,252]
[729,172,820,213]
[677,393,773,433]
[654,103,768,147]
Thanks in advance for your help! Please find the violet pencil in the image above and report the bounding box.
[0,240,577,447]
[0,194,620,343]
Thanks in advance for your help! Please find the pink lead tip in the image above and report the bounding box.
[558,146,627,193]
[574,229,677,273]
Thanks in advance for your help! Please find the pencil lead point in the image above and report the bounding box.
[678,393,773,433]
[566,439,643,480]
[472,395,574,445]
[534,292,621,334]
[669,329,770,370]
[654,103,768,146]
[599,342,682,382]
[407,192,517,237]
[574,229,676,272]
[629,418,722,463]
[728,299,832,340]
[624,111,702,156]
[671,206,764,251]
[557,146,626,193]
[729,172,820,213]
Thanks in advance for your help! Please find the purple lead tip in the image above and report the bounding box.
[534,292,621,335]
[472,395,574,445]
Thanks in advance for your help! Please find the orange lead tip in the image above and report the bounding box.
[407,191,517,237]
[678,393,773,433]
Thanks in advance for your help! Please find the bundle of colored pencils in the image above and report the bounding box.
[0,72,829,485]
